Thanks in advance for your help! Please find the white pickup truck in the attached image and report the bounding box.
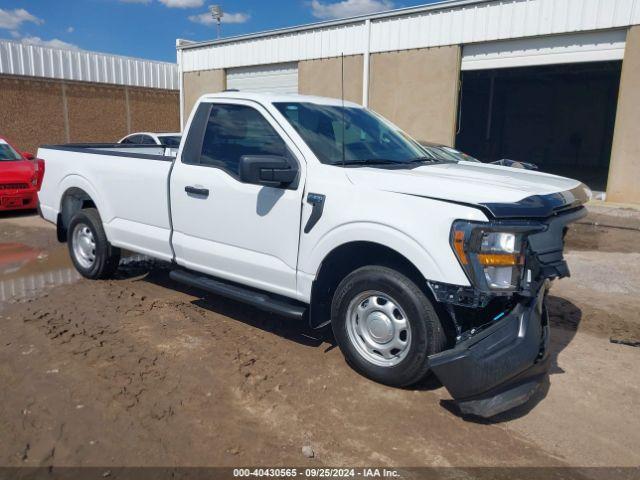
[38,92,590,418]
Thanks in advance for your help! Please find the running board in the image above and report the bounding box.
[169,269,307,320]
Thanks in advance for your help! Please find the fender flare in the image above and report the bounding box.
[56,175,112,241]
[302,222,445,283]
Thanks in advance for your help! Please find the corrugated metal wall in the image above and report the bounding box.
[182,22,365,72]
[180,0,640,72]
[0,40,178,90]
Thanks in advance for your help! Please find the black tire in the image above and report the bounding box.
[67,208,121,279]
[331,266,447,387]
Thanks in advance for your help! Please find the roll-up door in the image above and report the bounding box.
[226,62,298,93]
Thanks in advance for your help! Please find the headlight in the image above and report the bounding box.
[451,221,532,292]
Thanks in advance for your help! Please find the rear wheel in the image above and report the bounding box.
[67,208,120,279]
[331,266,447,387]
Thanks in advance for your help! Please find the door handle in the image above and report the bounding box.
[185,186,209,197]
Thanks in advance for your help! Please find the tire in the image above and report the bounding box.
[67,208,121,279]
[331,266,447,387]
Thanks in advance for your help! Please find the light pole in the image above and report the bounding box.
[210,5,224,39]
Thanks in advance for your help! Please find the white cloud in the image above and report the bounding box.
[221,12,251,24]
[20,36,80,50]
[189,11,250,25]
[67,26,74,33]
[0,8,44,31]
[310,0,394,20]
[159,0,204,8]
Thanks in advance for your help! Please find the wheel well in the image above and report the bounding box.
[57,187,97,242]
[309,241,440,329]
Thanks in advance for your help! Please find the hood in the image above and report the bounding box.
[0,160,35,185]
[346,161,591,218]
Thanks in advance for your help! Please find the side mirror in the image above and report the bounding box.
[238,155,298,188]
[22,151,35,160]
[519,161,538,171]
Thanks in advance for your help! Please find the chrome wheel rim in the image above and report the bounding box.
[346,291,412,367]
[72,223,96,269]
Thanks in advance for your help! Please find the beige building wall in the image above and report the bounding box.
[183,69,226,123]
[299,55,363,104]
[369,46,461,146]
[607,26,640,203]
[0,74,179,152]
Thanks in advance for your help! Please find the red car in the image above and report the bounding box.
[0,137,44,212]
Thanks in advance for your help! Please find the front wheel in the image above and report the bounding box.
[331,266,447,387]
[67,208,121,279]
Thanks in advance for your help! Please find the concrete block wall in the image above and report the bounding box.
[129,88,180,133]
[0,75,179,152]
[1,76,68,151]
[65,83,129,143]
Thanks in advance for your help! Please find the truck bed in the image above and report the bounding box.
[37,143,176,261]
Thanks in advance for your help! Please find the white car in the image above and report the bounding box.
[37,92,590,418]
[119,132,181,156]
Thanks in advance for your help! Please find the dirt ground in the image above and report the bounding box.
[0,208,639,473]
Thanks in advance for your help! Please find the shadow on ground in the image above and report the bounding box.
[140,266,329,349]
[0,209,38,220]
[135,262,584,420]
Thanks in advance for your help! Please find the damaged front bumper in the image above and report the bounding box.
[426,206,588,418]
[428,284,550,418]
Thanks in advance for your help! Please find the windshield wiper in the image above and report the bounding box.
[336,157,449,167]
[408,156,442,163]
[410,156,458,164]
[337,159,402,166]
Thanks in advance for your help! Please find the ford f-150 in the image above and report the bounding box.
[37,92,590,418]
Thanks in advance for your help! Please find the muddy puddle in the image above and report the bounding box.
[0,239,155,306]
[0,242,75,303]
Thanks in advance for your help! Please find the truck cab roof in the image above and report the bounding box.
[199,91,364,109]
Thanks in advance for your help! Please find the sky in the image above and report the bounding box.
[0,0,438,63]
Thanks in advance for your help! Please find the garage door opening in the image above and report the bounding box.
[455,61,622,192]
[226,62,298,94]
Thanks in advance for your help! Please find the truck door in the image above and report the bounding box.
[169,99,306,299]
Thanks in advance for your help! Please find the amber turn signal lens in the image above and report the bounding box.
[477,253,523,266]
[453,230,468,265]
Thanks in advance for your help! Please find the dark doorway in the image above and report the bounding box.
[455,61,622,192]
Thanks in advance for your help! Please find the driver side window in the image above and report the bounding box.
[198,104,288,178]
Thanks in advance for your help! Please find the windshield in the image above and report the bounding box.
[158,135,181,147]
[0,141,22,162]
[274,102,450,166]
